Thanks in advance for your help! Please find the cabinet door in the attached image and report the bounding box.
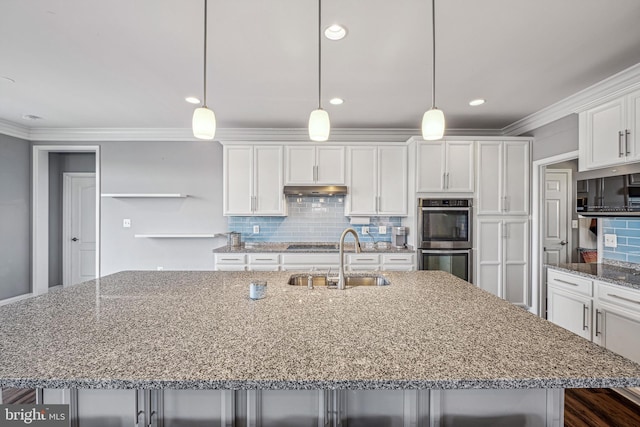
[416,141,446,192]
[581,98,627,170]
[254,146,284,215]
[503,218,529,307]
[378,145,407,215]
[548,287,591,340]
[224,146,253,215]
[347,146,377,215]
[445,141,474,192]
[316,146,345,184]
[163,390,225,426]
[475,218,503,297]
[594,302,640,363]
[76,389,137,427]
[252,390,323,427]
[627,88,640,162]
[503,141,529,215]
[476,141,503,215]
[285,146,315,184]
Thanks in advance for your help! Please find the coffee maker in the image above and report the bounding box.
[391,226,407,248]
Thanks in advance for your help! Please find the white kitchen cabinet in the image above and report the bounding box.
[476,140,530,216]
[75,389,137,427]
[381,253,415,271]
[280,253,340,272]
[285,145,345,185]
[579,89,640,171]
[594,281,640,364]
[224,145,285,216]
[547,270,593,340]
[252,390,324,427]
[162,390,226,426]
[475,217,529,307]
[346,145,407,216]
[416,140,474,193]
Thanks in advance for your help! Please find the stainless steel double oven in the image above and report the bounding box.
[418,198,473,282]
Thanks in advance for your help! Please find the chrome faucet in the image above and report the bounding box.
[338,227,362,290]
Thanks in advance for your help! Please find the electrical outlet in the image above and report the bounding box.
[379,225,387,234]
[604,234,617,248]
[362,226,369,234]
[253,225,260,234]
[123,218,131,228]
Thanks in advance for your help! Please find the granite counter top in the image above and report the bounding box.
[546,263,640,290]
[1,271,640,391]
[213,242,414,253]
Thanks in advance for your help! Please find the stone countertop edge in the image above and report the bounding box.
[212,243,415,254]
[546,263,640,290]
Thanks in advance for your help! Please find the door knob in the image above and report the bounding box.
[71,237,79,242]
[560,240,568,245]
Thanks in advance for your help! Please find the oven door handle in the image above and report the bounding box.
[421,207,472,211]
[420,249,472,254]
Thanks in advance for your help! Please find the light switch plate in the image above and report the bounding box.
[571,220,578,229]
[604,233,617,248]
[253,225,260,234]
[379,226,387,234]
[123,218,131,228]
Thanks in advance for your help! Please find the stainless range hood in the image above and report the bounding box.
[283,185,348,196]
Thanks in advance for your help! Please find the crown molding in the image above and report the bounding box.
[0,118,30,141]
[502,62,640,136]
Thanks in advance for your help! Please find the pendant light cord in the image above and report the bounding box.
[318,0,322,110]
[431,0,436,109]
[203,0,208,108]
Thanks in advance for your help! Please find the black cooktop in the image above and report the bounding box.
[286,244,339,251]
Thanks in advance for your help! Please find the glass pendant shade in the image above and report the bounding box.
[422,107,445,140]
[308,108,330,142]
[192,107,216,140]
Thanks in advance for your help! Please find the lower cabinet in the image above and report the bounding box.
[475,218,529,307]
[547,269,640,364]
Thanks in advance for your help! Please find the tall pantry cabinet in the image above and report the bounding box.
[475,140,530,308]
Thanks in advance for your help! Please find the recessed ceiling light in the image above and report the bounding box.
[329,98,344,105]
[469,99,486,106]
[185,96,201,104]
[324,24,347,41]
[1,76,15,83]
[22,114,43,121]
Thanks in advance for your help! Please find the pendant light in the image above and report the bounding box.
[422,0,445,141]
[192,0,216,140]
[308,0,330,142]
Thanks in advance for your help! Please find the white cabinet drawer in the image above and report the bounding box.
[281,254,340,265]
[348,254,380,264]
[382,254,414,264]
[215,254,246,264]
[596,281,640,312]
[547,269,593,297]
[248,254,280,264]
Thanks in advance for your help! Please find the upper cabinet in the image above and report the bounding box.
[284,146,345,185]
[346,145,407,216]
[476,140,530,216]
[224,145,285,216]
[579,89,640,171]
[416,140,474,193]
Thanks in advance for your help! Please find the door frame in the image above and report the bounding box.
[32,145,100,296]
[543,168,573,265]
[531,150,578,318]
[63,172,96,287]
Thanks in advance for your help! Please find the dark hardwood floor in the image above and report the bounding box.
[2,387,640,425]
[565,388,640,427]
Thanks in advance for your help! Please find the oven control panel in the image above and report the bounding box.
[419,199,472,207]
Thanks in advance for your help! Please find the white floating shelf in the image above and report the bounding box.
[101,193,188,198]
[134,234,217,239]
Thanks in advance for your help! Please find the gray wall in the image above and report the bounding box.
[48,153,96,287]
[0,134,31,299]
[527,114,579,161]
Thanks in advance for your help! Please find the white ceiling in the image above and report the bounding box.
[2,0,640,132]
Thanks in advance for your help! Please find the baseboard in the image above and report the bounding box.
[612,388,640,406]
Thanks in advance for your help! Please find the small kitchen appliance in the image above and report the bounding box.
[391,226,407,248]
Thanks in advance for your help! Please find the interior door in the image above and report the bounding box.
[543,170,571,265]
[64,173,96,286]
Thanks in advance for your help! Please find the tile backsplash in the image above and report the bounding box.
[602,218,640,264]
[228,196,402,243]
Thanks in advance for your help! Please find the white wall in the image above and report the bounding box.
[526,114,578,161]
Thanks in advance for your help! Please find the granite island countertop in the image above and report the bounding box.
[546,263,640,290]
[1,270,640,391]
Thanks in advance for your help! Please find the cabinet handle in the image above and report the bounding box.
[442,173,446,190]
[626,129,631,155]
[135,390,144,426]
[502,222,509,239]
[446,172,450,189]
[388,258,407,261]
[254,258,274,261]
[595,309,602,336]
[554,278,579,287]
[619,131,625,157]
[607,293,640,305]
[582,304,588,331]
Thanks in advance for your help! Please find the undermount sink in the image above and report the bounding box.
[287,274,390,287]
